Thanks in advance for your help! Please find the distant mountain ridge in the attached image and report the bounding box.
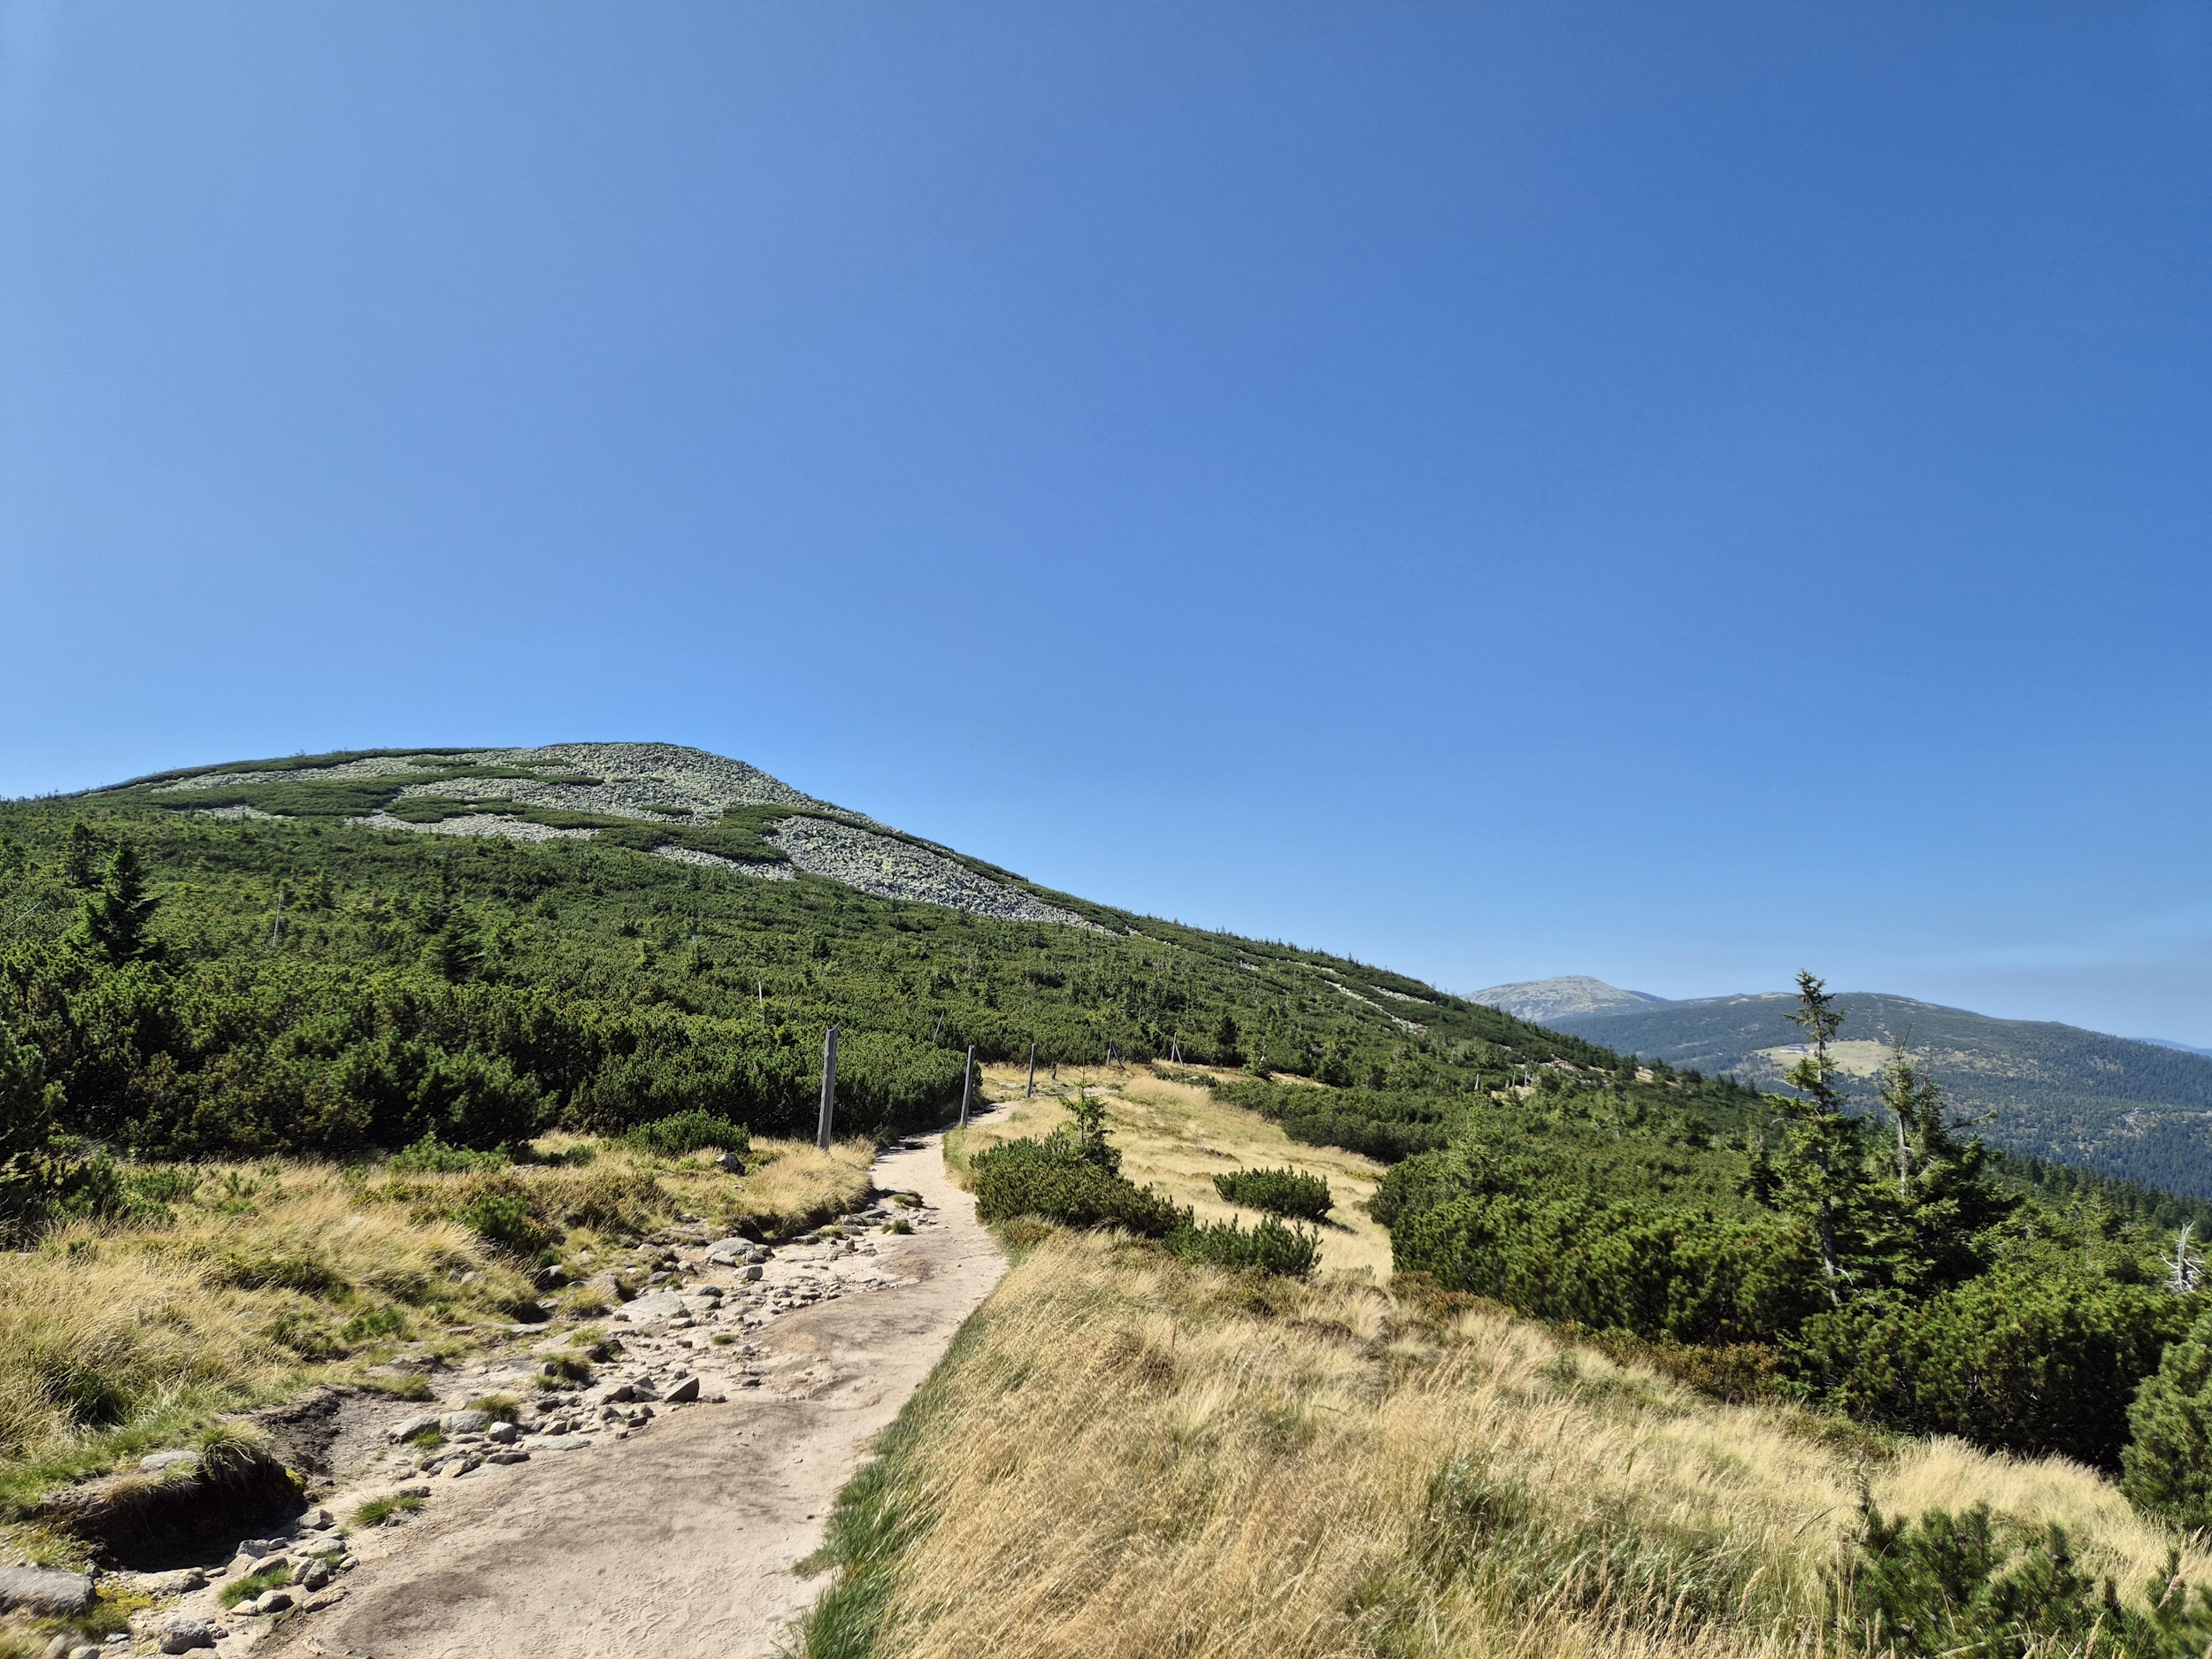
[1466,975,1672,1023]
[1484,977,2212,1198]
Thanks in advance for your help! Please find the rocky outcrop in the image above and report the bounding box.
[768,817,1099,928]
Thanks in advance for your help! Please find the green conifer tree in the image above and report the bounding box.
[74,842,160,965]
[61,821,103,889]
[1775,972,1878,1303]
[2123,1302,2212,1527]
[1878,1040,2016,1289]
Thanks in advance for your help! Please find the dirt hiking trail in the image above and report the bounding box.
[270,1122,1003,1659]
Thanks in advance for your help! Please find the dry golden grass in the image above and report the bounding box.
[961,1062,1394,1277]
[814,1231,2203,1659]
[0,1135,874,1522]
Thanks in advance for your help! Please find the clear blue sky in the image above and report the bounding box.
[4,4,2209,1040]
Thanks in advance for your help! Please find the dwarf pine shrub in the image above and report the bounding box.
[2124,1302,2212,1525]
[971,1138,1179,1236]
[1169,1212,1321,1279]
[388,1133,510,1174]
[1847,1502,2212,1659]
[621,1111,751,1161]
[1212,1165,1333,1221]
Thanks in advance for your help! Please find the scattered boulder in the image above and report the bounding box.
[296,1560,334,1592]
[664,1377,702,1405]
[157,1616,217,1654]
[388,1414,442,1444]
[297,1506,336,1530]
[440,1409,491,1435]
[0,1566,95,1616]
[611,1290,689,1326]
[486,1421,520,1444]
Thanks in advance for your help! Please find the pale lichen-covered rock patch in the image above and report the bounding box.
[650,844,794,879]
[767,817,1098,929]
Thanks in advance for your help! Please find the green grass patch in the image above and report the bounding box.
[349,1494,424,1527]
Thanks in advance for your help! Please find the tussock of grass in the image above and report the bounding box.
[349,1494,423,1527]
[217,1563,290,1608]
[795,1230,2207,1659]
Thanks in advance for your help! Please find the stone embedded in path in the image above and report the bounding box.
[0,1566,96,1616]
[157,1616,216,1654]
[612,1290,691,1326]
[440,1409,492,1434]
[388,1413,442,1444]
[138,1449,200,1475]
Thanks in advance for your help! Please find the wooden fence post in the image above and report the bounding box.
[817,1026,839,1150]
[1026,1042,1037,1098]
[959,1046,976,1128]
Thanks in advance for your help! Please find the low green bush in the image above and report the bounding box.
[1169,1212,1321,1279]
[388,1133,510,1174]
[2124,1302,2212,1525]
[459,1190,552,1256]
[1210,1079,1452,1164]
[1790,1266,2190,1470]
[1213,1165,1333,1221]
[621,1111,751,1161]
[971,1137,1179,1236]
[1847,1502,2212,1659]
[1392,1189,1824,1347]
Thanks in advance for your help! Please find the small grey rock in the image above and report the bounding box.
[135,1568,208,1596]
[158,1617,217,1655]
[139,1448,201,1474]
[297,1505,335,1530]
[0,1566,96,1617]
[71,1644,103,1659]
[388,1413,441,1443]
[440,1409,491,1435]
[487,1449,530,1464]
[664,1376,701,1404]
[42,1636,68,1659]
[296,1560,333,1592]
[252,1589,296,1614]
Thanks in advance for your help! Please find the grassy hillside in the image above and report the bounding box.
[794,1185,2207,1659]
[1554,991,2212,1197]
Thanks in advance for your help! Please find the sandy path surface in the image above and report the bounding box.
[266,1124,1002,1659]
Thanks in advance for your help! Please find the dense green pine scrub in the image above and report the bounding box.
[0,783,1586,1241]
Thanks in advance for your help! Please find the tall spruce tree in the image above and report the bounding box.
[75,842,160,965]
[1775,972,1877,1303]
[1878,1039,2016,1290]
